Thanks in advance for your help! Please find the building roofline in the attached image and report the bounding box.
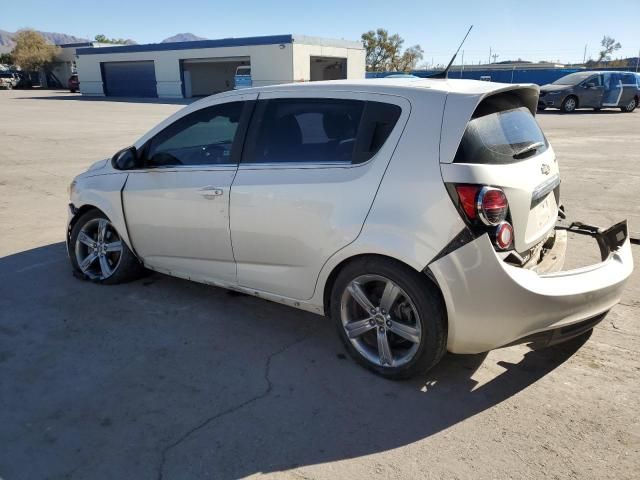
[77,34,295,55]
[76,34,363,56]
[59,42,95,48]
[291,34,363,50]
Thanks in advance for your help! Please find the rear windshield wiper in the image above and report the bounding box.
[513,141,545,160]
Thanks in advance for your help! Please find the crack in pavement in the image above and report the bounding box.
[156,328,320,480]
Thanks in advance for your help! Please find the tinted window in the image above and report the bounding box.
[583,75,602,86]
[454,106,548,164]
[243,99,401,164]
[146,102,244,167]
[622,73,636,85]
[552,72,592,85]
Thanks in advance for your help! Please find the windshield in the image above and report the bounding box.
[552,72,592,85]
[454,107,548,164]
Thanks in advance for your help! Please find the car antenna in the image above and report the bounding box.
[430,25,473,79]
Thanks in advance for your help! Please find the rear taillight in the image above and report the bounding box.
[476,187,508,226]
[454,185,508,225]
[454,185,481,220]
[452,184,513,251]
[494,222,514,250]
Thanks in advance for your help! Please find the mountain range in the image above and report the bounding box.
[0,29,209,53]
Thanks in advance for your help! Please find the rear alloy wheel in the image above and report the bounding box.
[331,257,446,379]
[621,97,637,113]
[70,210,143,284]
[561,96,577,113]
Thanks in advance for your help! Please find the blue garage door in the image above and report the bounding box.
[102,61,157,97]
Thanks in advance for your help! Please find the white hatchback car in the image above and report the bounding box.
[67,78,633,378]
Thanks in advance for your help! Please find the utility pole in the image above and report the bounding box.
[583,44,587,64]
[460,50,464,78]
[636,48,639,72]
[489,47,492,64]
[492,53,499,63]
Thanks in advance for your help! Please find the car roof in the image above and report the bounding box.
[250,77,538,97]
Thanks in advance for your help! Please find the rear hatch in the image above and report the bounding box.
[441,92,559,254]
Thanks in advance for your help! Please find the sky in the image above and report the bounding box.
[3,0,640,66]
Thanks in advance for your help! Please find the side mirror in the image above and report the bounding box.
[112,146,139,170]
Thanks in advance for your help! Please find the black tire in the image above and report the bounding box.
[560,96,578,113]
[593,107,601,112]
[69,209,144,284]
[330,257,447,379]
[70,88,77,93]
[537,106,546,111]
[621,97,637,113]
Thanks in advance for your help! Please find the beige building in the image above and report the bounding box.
[75,34,366,98]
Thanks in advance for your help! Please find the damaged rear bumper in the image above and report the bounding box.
[429,221,633,354]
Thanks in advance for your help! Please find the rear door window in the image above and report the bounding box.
[622,73,636,85]
[243,98,401,165]
[454,106,548,164]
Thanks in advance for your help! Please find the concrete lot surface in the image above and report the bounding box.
[0,90,638,480]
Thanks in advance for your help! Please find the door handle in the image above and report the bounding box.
[198,186,224,199]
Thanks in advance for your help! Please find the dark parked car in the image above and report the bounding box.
[14,72,35,89]
[538,71,639,113]
[68,74,80,93]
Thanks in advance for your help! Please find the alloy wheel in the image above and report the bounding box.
[564,97,576,112]
[626,99,636,111]
[340,274,422,368]
[74,218,123,280]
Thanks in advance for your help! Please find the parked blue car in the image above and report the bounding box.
[234,66,252,90]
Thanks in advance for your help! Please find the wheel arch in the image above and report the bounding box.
[67,204,102,248]
[67,200,137,260]
[322,253,447,322]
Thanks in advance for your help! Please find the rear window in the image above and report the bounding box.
[454,106,548,165]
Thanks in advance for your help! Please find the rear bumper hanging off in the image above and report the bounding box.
[428,220,633,354]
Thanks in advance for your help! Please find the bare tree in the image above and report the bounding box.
[597,35,622,63]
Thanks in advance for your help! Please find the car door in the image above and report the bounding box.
[122,94,256,285]
[602,72,625,107]
[618,73,638,106]
[579,74,604,107]
[229,91,410,300]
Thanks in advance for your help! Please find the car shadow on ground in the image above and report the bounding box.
[0,242,590,480]
[13,90,194,105]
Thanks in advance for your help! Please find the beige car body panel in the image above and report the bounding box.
[430,233,633,353]
[68,78,634,353]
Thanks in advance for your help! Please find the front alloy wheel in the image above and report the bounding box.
[70,210,143,284]
[561,96,577,113]
[75,218,123,280]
